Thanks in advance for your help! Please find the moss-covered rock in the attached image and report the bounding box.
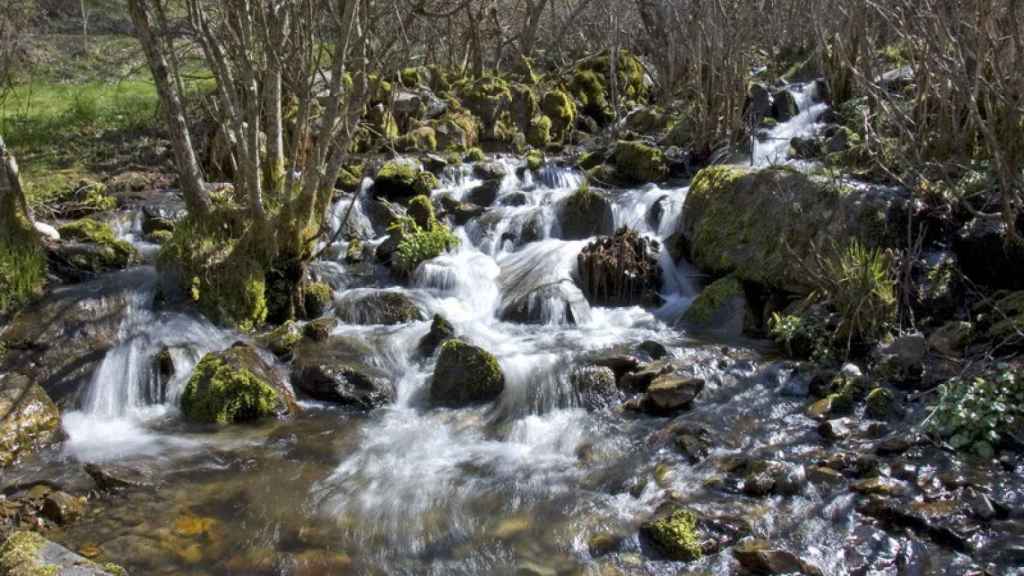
[525,150,545,172]
[570,49,649,126]
[303,281,333,319]
[430,339,505,407]
[258,321,302,359]
[180,343,294,424]
[373,160,438,201]
[432,111,480,151]
[457,75,513,141]
[640,508,702,561]
[558,183,615,240]
[56,218,138,273]
[292,337,392,409]
[384,215,460,277]
[624,106,667,135]
[682,275,747,331]
[541,89,577,142]
[465,147,487,163]
[395,126,438,153]
[406,195,435,230]
[0,373,61,468]
[865,387,896,420]
[612,140,668,183]
[526,115,552,148]
[417,313,455,357]
[0,530,120,575]
[336,290,425,325]
[682,166,901,294]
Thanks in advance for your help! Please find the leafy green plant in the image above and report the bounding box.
[929,367,1023,458]
[390,216,459,276]
[769,311,837,363]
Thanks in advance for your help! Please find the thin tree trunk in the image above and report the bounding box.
[128,0,211,220]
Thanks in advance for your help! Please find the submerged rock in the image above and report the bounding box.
[0,530,123,575]
[40,491,86,525]
[84,462,155,492]
[292,338,393,410]
[577,228,662,307]
[570,366,619,410]
[0,373,61,468]
[430,340,505,407]
[180,343,295,424]
[640,504,749,562]
[732,539,823,575]
[646,375,704,413]
[335,291,425,326]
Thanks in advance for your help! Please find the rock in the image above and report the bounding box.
[417,314,455,357]
[259,321,302,359]
[84,462,155,491]
[928,321,973,356]
[41,491,85,525]
[439,194,485,226]
[0,373,61,468]
[671,422,712,463]
[303,317,338,342]
[851,478,908,497]
[864,387,898,420]
[592,354,641,381]
[577,228,662,307]
[646,375,704,413]
[335,290,424,325]
[875,333,926,386]
[472,161,508,182]
[430,340,505,407]
[611,140,668,183]
[180,343,296,424]
[364,198,407,236]
[732,539,823,575]
[557,185,614,240]
[372,160,438,201]
[963,487,997,521]
[682,166,905,293]
[570,366,619,410]
[877,66,914,92]
[857,496,971,553]
[636,340,669,361]
[619,360,672,392]
[466,179,502,207]
[640,505,748,561]
[819,418,853,441]
[953,215,1024,290]
[33,221,60,241]
[0,531,122,575]
[789,136,822,160]
[292,338,393,410]
[681,275,749,334]
[499,191,529,207]
[771,90,800,122]
[48,219,139,282]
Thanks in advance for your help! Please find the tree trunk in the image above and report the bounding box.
[0,136,33,228]
[127,0,212,220]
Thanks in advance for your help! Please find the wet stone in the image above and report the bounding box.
[646,375,704,414]
[819,418,853,441]
[732,538,823,576]
[41,491,86,525]
[84,463,155,492]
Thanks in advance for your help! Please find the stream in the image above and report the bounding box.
[5,83,1024,575]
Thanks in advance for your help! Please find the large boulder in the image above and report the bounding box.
[49,218,139,282]
[0,373,61,468]
[335,290,425,325]
[612,140,669,184]
[682,166,905,293]
[557,185,615,240]
[0,270,142,406]
[291,337,393,410]
[771,90,800,122]
[0,531,123,575]
[180,343,296,424]
[430,340,505,407]
[576,228,662,307]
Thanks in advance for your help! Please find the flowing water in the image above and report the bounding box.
[9,86,1024,575]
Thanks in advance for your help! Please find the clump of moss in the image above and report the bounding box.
[682,275,743,326]
[181,347,282,424]
[465,147,487,163]
[527,115,553,148]
[414,171,439,196]
[577,151,603,171]
[571,69,611,125]
[400,67,421,88]
[642,508,702,561]
[304,281,332,318]
[396,126,438,153]
[389,215,459,277]
[541,89,577,141]
[525,150,545,172]
[613,140,668,183]
[407,195,436,229]
[570,49,650,126]
[374,160,438,199]
[0,531,54,575]
[260,320,302,358]
[59,218,139,269]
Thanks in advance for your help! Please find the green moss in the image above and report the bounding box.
[612,140,668,183]
[566,181,600,213]
[390,216,459,276]
[445,151,464,166]
[527,115,552,148]
[624,106,666,134]
[644,509,702,561]
[525,150,545,172]
[396,126,438,153]
[407,195,436,229]
[865,387,895,419]
[304,281,332,318]
[441,339,501,384]
[400,67,421,88]
[571,69,611,125]
[260,320,302,357]
[0,214,45,316]
[541,89,577,141]
[102,564,129,576]
[378,160,418,186]
[465,147,486,163]
[415,171,440,196]
[577,151,603,170]
[145,229,174,244]
[181,350,281,424]
[59,217,139,269]
[0,531,58,576]
[682,275,743,326]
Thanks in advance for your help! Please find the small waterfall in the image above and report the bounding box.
[752,83,829,167]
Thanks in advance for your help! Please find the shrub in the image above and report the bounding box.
[929,367,1023,458]
[390,216,459,276]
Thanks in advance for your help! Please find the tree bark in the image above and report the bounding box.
[127,0,212,220]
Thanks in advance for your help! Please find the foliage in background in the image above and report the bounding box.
[929,367,1023,458]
